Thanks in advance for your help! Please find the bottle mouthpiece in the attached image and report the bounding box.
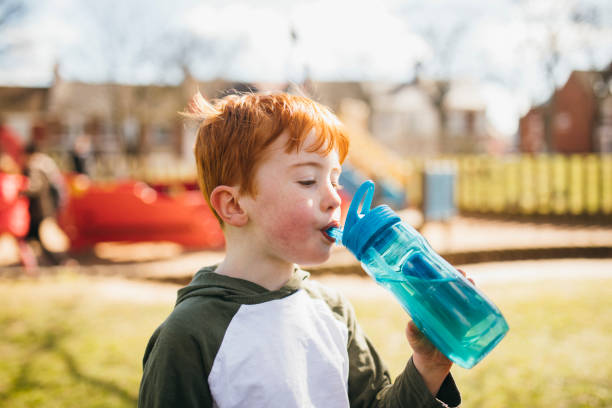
[326,226,343,244]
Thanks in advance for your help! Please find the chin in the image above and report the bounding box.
[295,250,331,266]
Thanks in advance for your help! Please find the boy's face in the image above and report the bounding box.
[239,130,342,266]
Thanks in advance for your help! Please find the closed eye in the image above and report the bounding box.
[298,180,316,186]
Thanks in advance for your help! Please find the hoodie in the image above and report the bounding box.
[138,266,460,408]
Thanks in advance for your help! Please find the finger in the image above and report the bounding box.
[407,320,418,333]
[457,268,475,285]
[406,321,439,356]
[406,320,424,340]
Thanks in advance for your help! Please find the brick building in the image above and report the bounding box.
[519,63,612,154]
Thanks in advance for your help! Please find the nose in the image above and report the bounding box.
[322,182,342,212]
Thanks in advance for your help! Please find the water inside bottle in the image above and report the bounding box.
[362,236,508,368]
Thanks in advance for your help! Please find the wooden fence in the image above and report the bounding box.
[51,151,612,217]
[455,155,612,216]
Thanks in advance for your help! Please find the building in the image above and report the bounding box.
[442,81,491,154]
[0,67,242,163]
[519,63,612,154]
[366,79,493,156]
[367,81,439,156]
[0,86,48,146]
[2,67,507,179]
[519,105,546,153]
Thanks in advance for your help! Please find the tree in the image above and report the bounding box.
[0,0,26,60]
[396,1,469,153]
[62,0,240,156]
[517,0,612,151]
[419,24,468,154]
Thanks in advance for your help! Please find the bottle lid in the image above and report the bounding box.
[341,180,400,260]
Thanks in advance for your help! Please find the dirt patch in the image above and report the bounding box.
[92,277,180,304]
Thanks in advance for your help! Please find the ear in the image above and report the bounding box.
[209,185,248,227]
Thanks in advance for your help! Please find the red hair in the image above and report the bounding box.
[183,91,350,225]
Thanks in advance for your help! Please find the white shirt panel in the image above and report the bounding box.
[207,290,350,408]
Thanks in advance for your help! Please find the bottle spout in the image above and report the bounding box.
[326,226,343,244]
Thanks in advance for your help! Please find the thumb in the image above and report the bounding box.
[406,320,434,353]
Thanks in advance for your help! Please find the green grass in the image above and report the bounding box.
[355,277,612,408]
[1,271,611,407]
[0,273,174,408]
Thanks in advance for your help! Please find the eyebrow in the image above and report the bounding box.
[290,161,341,172]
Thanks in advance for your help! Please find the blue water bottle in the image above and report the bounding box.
[327,180,508,368]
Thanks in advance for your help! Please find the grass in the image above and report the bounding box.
[0,273,174,408]
[1,267,611,407]
[354,274,612,408]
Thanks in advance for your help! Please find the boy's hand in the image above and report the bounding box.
[406,268,474,395]
[406,320,451,395]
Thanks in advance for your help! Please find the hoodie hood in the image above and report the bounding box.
[176,265,311,306]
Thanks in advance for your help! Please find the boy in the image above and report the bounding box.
[138,92,461,407]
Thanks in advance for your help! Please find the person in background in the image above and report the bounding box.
[69,134,93,175]
[21,142,69,266]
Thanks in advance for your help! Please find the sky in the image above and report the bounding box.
[1,0,612,138]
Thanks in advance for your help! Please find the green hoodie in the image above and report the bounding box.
[138,266,460,407]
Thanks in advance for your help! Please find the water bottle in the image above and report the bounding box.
[327,180,508,369]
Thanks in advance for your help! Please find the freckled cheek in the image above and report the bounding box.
[266,205,315,242]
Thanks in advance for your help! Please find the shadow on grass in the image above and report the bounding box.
[57,347,137,404]
[0,320,137,405]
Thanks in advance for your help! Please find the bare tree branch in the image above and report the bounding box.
[0,0,26,58]
[0,0,24,28]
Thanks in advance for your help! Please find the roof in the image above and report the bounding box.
[0,86,49,112]
[443,81,486,111]
[307,81,369,111]
[570,69,612,99]
[370,84,434,112]
[47,81,186,123]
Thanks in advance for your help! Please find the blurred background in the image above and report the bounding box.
[1,0,611,407]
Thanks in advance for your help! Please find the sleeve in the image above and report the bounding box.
[345,300,461,408]
[138,323,213,408]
